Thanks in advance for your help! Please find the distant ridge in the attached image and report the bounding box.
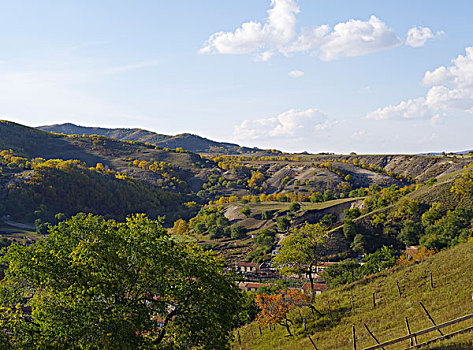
[38,123,274,155]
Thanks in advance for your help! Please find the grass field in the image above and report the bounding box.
[234,240,473,350]
[0,224,41,241]
[233,197,363,213]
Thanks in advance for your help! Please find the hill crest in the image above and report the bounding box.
[37,123,271,155]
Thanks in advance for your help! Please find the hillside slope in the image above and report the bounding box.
[235,240,473,349]
[38,123,265,155]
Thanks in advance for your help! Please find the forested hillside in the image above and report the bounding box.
[38,122,266,155]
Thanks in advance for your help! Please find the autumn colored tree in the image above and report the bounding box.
[255,289,308,336]
[272,223,328,300]
[172,218,189,235]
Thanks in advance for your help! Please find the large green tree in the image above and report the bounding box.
[0,214,242,349]
[272,223,328,300]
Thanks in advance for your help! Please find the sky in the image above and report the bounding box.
[1,0,473,154]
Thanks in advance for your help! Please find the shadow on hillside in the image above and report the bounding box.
[301,305,352,334]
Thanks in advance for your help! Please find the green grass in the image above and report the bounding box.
[240,198,362,213]
[234,241,473,350]
[0,225,41,241]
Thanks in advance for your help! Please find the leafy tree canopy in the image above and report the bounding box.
[272,223,328,298]
[0,214,243,349]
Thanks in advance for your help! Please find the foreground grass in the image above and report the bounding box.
[234,241,473,350]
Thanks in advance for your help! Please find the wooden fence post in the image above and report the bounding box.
[351,289,355,313]
[352,325,357,350]
[372,292,376,309]
[420,302,443,336]
[364,323,385,350]
[237,330,242,349]
[303,317,307,332]
[308,335,319,350]
[258,325,262,336]
[404,316,416,346]
[396,281,402,297]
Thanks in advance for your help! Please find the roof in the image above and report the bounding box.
[405,246,419,256]
[236,262,260,267]
[317,262,337,268]
[301,282,328,291]
[244,282,269,289]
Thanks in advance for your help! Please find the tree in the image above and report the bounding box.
[323,259,361,287]
[351,233,369,255]
[323,189,333,201]
[289,202,301,212]
[231,224,247,239]
[272,223,328,300]
[343,219,357,241]
[255,289,308,336]
[261,210,273,220]
[276,216,290,232]
[0,214,243,349]
[361,246,397,275]
[320,213,336,226]
[398,220,421,246]
[34,218,49,236]
[239,206,251,217]
[54,212,66,222]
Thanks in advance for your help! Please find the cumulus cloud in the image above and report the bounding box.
[367,47,473,120]
[406,26,444,48]
[285,16,401,60]
[199,0,299,55]
[200,1,404,61]
[233,108,330,141]
[288,70,304,78]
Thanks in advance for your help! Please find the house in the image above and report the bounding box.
[236,262,262,273]
[238,282,269,292]
[301,282,327,296]
[405,246,418,258]
[315,262,337,274]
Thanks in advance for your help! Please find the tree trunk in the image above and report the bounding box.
[308,267,315,302]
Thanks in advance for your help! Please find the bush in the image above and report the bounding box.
[231,225,247,239]
[289,202,301,212]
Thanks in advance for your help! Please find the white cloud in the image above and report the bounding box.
[288,70,304,78]
[406,26,444,48]
[286,16,401,61]
[200,0,403,61]
[233,108,330,141]
[254,51,275,62]
[199,0,299,55]
[367,47,473,120]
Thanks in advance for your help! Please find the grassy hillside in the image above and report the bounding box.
[38,123,265,155]
[234,240,473,349]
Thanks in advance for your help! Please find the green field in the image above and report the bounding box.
[233,197,362,213]
[0,224,40,241]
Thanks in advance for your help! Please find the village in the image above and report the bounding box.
[234,260,334,295]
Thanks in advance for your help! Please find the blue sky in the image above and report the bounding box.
[1,0,473,154]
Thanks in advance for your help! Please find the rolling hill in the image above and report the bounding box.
[37,123,270,155]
